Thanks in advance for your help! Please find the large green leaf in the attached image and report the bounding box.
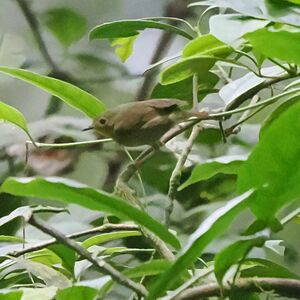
[0,67,106,119]
[179,157,245,190]
[209,14,269,45]
[214,237,266,285]
[246,28,300,65]
[152,71,219,102]
[160,56,217,85]
[147,191,252,300]
[89,19,194,40]
[0,177,180,250]
[182,34,232,57]
[238,98,300,221]
[190,0,300,26]
[0,101,34,141]
[43,8,87,47]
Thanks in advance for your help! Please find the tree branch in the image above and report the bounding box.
[173,277,300,299]
[28,216,148,297]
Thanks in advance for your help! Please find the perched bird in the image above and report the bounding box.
[83,99,208,147]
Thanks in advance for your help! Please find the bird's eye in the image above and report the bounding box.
[98,117,107,126]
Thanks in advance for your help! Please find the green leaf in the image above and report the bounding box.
[160,56,217,85]
[43,8,87,47]
[0,101,33,141]
[209,14,269,45]
[214,236,266,285]
[0,291,22,300]
[0,67,106,119]
[182,34,232,57]
[260,97,300,137]
[237,97,300,221]
[152,71,219,102]
[89,19,193,40]
[190,0,300,26]
[241,258,300,279]
[246,28,300,65]
[147,191,252,300]
[1,177,180,250]
[56,286,97,300]
[82,231,141,248]
[0,206,33,228]
[0,235,24,243]
[12,258,71,288]
[111,35,138,62]
[48,245,76,274]
[179,157,244,190]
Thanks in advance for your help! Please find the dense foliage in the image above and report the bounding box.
[0,0,300,299]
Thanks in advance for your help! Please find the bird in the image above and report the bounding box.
[83,99,208,147]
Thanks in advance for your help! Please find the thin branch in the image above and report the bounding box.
[10,223,139,257]
[166,74,200,225]
[29,216,148,297]
[173,277,300,300]
[15,0,59,72]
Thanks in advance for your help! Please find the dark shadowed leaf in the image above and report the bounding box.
[152,71,219,102]
[0,67,106,119]
[0,177,180,249]
[147,191,252,300]
[179,157,245,190]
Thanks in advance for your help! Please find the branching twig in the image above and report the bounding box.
[166,74,200,225]
[29,216,148,297]
[10,223,139,257]
[173,277,300,300]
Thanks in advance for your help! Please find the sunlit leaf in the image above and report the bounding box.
[111,35,138,62]
[56,286,97,300]
[0,101,33,141]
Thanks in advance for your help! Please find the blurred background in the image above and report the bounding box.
[0,1,299,297]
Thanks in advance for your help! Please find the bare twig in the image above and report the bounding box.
[10,223,139,257]
[173,277,300,300]
[29,216,148,297]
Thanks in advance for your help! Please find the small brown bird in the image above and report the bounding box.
[84,99,208,147]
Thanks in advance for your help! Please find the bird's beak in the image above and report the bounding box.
[82,126,94,132]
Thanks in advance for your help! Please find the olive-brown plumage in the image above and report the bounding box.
[89,99,207,147]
